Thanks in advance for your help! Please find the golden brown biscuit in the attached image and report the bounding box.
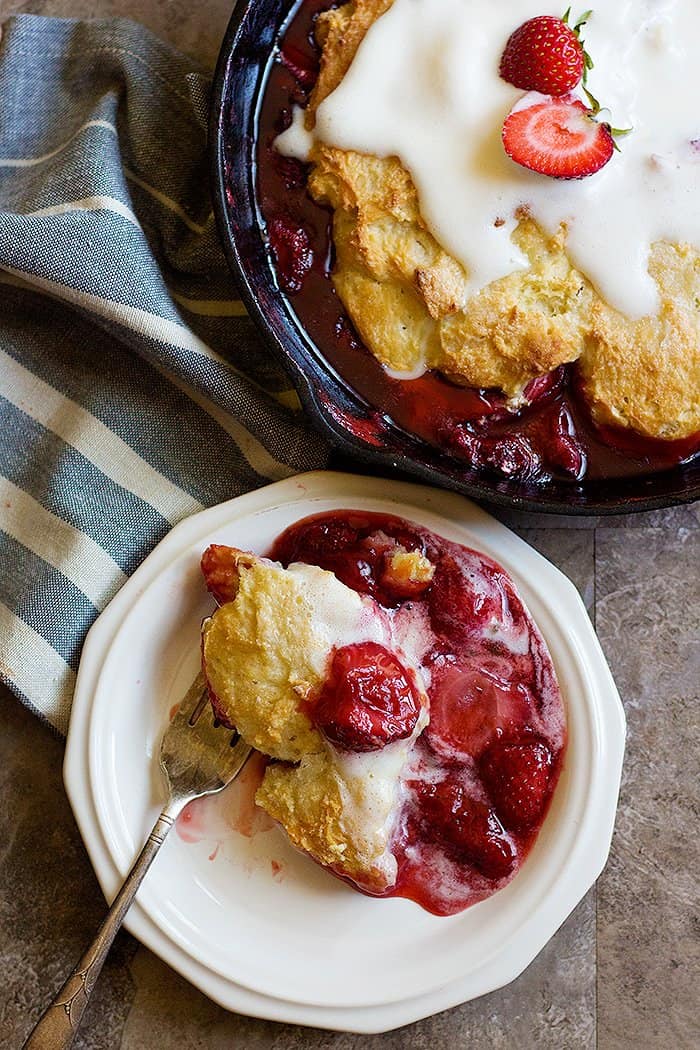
[304,0,700,438]
[384,548,435,588]
[202,553,370,762]
[257,748,409,891]
[580,243,700,439]
[437,219,595,396]
[310,0,393,115]
[201,547,430,890]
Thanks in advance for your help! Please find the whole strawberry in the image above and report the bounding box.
[500,10,591,97]
[479,736,554,830]
[415,775,516,879]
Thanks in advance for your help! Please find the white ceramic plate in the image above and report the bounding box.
[64,471,625,1032]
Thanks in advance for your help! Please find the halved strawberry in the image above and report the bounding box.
[502,96,614,180]
[500,12,589,97]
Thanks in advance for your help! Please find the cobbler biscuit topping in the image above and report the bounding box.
[262,0,699,466]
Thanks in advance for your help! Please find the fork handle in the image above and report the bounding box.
[23,805,182,1050]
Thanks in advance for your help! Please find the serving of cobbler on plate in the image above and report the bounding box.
[200,511,566,916]
[256,0,700,487]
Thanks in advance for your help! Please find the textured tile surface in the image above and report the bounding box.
[1,0,698,1047]
[0,694,138,1050]
[594,526,700,1050]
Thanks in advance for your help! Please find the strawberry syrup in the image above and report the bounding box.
[253,0,699,484]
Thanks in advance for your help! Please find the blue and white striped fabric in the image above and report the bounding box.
[0,15,328,733]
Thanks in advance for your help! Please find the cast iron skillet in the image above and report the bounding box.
[209,0,700,514]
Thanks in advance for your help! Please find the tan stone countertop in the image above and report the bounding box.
[1,2,698,1047]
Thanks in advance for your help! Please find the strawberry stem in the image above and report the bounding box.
[610,126,633,152]
[567,8,594,85]
[574,9,592,33]
[582,85,601,115]
[582,86,633,149]
[574,7,632,144]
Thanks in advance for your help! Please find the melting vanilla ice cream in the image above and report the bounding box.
[282,0,700,320]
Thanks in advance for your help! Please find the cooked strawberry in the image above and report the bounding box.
[545,404,586,477]
[201,544,242,605]
[274,515,429,607]
[271,150,307,191]
[279,42,319,90]
[275,517,359,566]
[500,13,587,97]
[313,642,421,752]
[415,775,515,879]
[267,214,313,294]
[522,365,567,404]
[502,96,614,179]
[479,737,554,830]
[425,661,535,761]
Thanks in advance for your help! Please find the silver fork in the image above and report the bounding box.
[24,673,252,1050]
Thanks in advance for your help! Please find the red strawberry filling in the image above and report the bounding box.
[313,641,421,752]
[267,213,314,294]
[269,511,567,915]
[425,662,537,762]
[413,775,515,879]
[279,41,319,90]
[273,514,428,607]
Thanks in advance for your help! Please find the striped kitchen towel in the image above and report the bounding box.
[0,15,328,734]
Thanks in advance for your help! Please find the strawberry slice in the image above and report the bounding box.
[479,736,554,830]
[500,13,588,97]
[502,96,614,180]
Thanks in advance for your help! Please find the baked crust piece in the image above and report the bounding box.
[257,752,401,890]
[201,547,428,891]
[202,555,327,762]
[304,0,700,439]
[581,243,700,439]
